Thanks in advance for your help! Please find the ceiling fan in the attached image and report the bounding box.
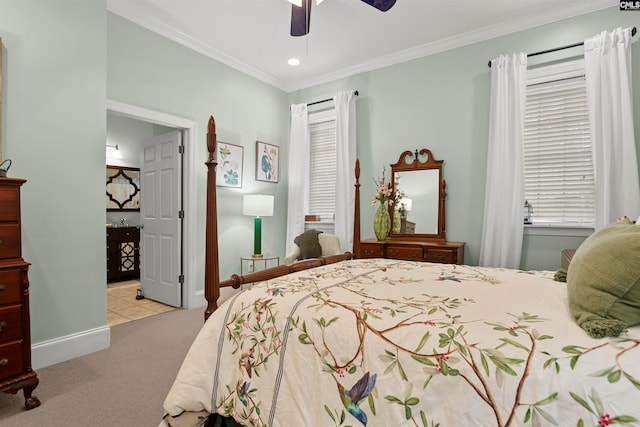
[288,0,397,37]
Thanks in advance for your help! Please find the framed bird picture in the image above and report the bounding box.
[255,141,279,183]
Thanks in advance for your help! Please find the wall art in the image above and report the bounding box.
[256,141,279,183]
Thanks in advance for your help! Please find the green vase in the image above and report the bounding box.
[392,208,401,233]
[374,203,391,241]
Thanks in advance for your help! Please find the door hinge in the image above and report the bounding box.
[179,145,185,154]
[178,210,184,219]
[178,274,184,284]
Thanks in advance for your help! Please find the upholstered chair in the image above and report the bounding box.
[284,231,342,265]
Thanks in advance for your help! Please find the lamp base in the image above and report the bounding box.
[252,253,264,259]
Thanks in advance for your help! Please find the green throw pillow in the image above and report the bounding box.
[294,229,323,261]
[567,219,640,338]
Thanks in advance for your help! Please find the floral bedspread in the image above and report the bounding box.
[162,259,640,427]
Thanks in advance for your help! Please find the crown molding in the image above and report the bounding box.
[108,0,616,93]
[283,1,615,92]
[107,1,288,91]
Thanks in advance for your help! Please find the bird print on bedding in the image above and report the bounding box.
[336,372,377,426]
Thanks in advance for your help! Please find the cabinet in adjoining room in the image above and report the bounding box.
[106,226,140,283]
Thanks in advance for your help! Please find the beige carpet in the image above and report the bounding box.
[0,306,205,426]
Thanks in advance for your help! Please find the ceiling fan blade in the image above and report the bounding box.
[359,0,396,12]
[291,0,312,37]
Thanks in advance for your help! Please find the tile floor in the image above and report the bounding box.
[107,280,176,326]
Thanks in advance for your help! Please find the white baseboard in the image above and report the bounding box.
[186,289,207,309]
[31,326,111,370]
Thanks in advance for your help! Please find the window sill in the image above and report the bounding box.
[304,221,335,234]
[524,224,593,237]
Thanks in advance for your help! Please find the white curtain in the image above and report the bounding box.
[479,53,527,268]
[334,91,357,252]
[584,27,640,229]
[285,103,310,255]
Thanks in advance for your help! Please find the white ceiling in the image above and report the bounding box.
[107,0,616,93]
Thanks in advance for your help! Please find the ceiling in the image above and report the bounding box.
[107,0,616,93]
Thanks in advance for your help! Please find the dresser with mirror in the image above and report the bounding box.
[358,148,465,264]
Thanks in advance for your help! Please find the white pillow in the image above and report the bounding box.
[318,234,342,256]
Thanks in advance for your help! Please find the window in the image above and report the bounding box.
[308,110,337,222]
[524,60,595,228]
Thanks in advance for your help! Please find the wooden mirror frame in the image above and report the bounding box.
[388,149,446,243]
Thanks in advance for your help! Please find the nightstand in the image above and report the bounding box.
[240,254,279,276]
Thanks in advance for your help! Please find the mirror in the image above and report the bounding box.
[389,149,446,242]
[107,165,141,211]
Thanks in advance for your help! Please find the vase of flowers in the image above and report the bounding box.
[374,203,391,240]
[372,168,401,241]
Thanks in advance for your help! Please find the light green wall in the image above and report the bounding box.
[290,6,640,271]
[0,0,107,343]
[107,13,290,294]
[2,1,639,363]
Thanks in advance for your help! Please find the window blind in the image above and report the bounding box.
[308,118,336,221]
[524,74,595,226]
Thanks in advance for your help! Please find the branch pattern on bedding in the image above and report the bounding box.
[163,259,640,427]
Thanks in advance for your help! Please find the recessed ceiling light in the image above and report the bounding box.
[288,58,301,66]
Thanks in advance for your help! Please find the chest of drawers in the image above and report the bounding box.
[0,178,40,409]
[360,238,465,265]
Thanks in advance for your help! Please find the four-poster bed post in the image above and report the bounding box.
[204,116,220,320]
[352,158,361,259]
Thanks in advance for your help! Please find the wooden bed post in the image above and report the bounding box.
[204,116,219,320]
[353,159,361,258]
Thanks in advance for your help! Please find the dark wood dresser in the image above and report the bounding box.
[354,148,466,266]
[107,226,140,283]
[0,178,40,409]
[360,238,465,265]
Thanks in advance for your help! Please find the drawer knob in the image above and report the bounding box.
[0,321,6,332]
[0,284,5,291]
[0,358,8,366]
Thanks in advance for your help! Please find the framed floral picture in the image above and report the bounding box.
[256,141,279,183]
[217,142,244,188]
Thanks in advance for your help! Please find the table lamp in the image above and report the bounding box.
[243,194,274,258]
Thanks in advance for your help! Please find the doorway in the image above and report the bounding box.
[107,280,176,326]
[106,100,200,317]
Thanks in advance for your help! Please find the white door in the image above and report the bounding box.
[139,130,182,307]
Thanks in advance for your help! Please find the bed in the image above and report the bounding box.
[161,116,640,427]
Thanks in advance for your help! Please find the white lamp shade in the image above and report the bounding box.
[243,195,274,217]
[400,198,412,211]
